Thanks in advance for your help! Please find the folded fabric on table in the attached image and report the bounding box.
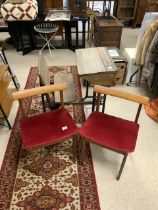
[0,0,38,21]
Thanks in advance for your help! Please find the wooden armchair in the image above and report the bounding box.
[79,85,149,180]
[12,83,78,164]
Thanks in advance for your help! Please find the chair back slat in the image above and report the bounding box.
[135,104,142,123]
[96,93,101,112]
[60,90,64,108]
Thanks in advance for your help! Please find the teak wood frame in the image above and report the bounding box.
[80,85,149,180]
[12,83,78,163]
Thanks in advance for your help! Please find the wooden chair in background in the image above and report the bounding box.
[79,85,149,180]
[12,83,79,164]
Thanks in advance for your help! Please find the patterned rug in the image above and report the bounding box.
[0,66,100,210]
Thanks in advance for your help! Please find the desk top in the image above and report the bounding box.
[76,47,117,76]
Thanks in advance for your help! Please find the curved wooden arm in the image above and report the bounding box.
[94,85,149,105]
[12,83,67,100]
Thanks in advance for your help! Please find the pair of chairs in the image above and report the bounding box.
[12,84,149,180]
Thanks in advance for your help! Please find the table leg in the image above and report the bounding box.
[81,20,86,48]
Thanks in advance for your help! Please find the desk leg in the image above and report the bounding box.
[18,23,25,55]
[64,19,87,50]
[82,80,106,113]
[82,80,90,101]
[81,20,86,48]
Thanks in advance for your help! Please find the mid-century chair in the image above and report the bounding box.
[12,83,78,163]
[79,85,149,180]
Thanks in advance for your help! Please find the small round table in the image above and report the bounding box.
[34,23,59,54]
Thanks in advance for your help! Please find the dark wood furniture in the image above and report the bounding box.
[7,14,88,55]
[134,0,148,27]
[79,85,149,180]
[93,14,123,48]
[107,47,127,85]
[69,0,87,16]
[114,0,138,24]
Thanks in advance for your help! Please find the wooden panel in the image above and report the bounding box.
[81,72,116,86]
[115,63,126,84]
[45,0,63,10]
[76,47,116,76]
[76,48,106,75]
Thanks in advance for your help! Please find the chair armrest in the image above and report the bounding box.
[93,85,149,105]
[12,83,67,100]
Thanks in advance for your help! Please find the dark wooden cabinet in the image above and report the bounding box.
[93,14,123,48]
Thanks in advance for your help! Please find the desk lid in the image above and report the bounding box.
[76,47,117,76]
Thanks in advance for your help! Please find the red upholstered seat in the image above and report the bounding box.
[79,111,139,153]
[21,108,78,148]
[79,85,149,180]
[12,83,79,164]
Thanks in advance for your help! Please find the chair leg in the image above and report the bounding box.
[72,135,77,163]
[116,153,128,181]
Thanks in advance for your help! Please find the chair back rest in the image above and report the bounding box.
[12,83,67,116]
[93,85,149,123]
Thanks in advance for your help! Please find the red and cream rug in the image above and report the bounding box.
[0,66,100,210]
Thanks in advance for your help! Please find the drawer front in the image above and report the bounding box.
[100,30,122,41]
[81,72,117,86]
[94,35,121,48]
